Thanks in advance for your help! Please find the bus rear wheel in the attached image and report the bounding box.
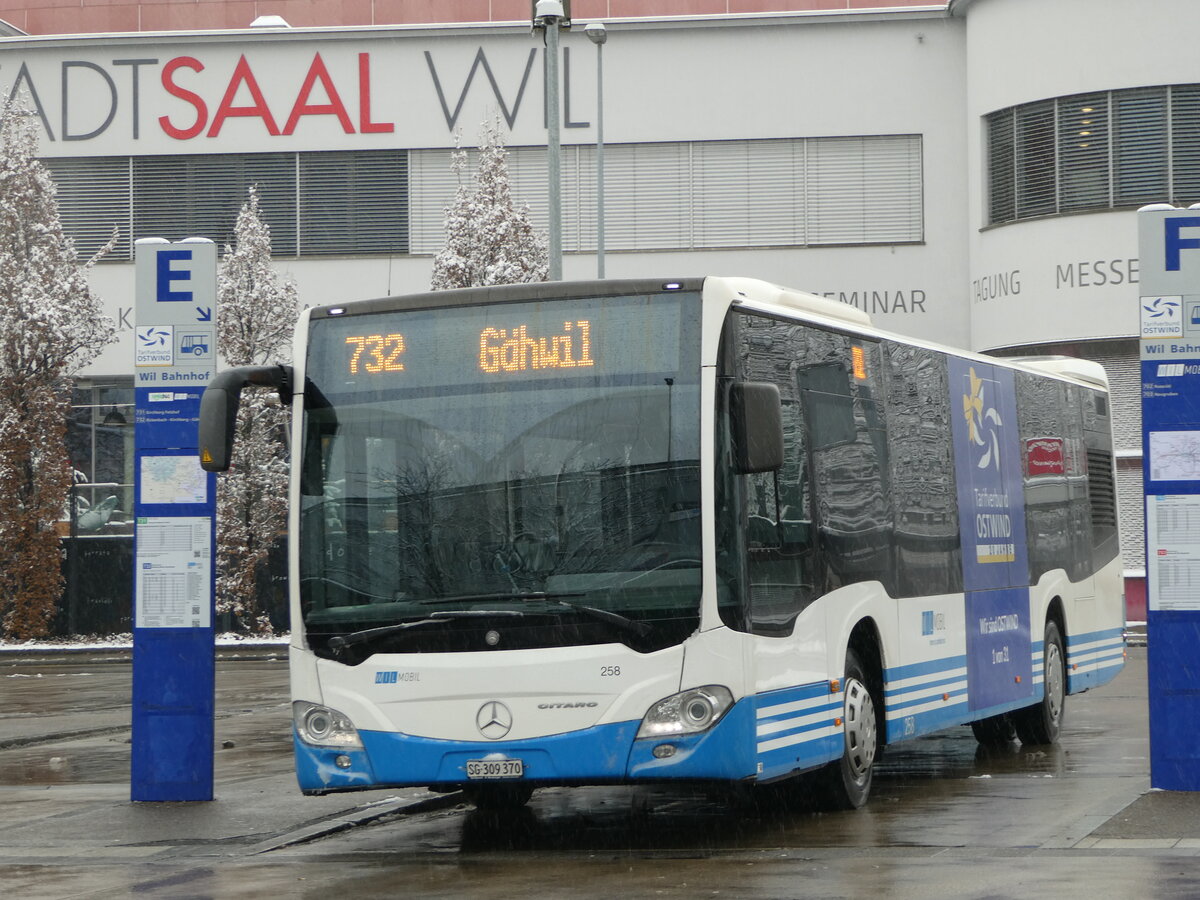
[815,647,877,810]
[1012,619,1066,745]
[970,713,1017,747]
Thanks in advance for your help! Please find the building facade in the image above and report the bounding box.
[0,0,1177,627]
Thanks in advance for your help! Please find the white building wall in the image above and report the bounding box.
[959,0,1200,353]
[10,1,1177,609]
[968,213,1141,352]
[959,0,1200,115]
[2,12,968,377]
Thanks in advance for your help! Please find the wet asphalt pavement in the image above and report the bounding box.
[2,645,1200,899]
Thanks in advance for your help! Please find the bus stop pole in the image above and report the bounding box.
[130,238,219,802]
[1138,204,1200,791]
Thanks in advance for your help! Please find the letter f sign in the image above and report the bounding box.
[1164,217,1200,271]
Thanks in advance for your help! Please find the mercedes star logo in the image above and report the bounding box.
[476,700,513,740]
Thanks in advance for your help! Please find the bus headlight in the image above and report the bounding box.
[293,701,363,749]
[636,685,734,739]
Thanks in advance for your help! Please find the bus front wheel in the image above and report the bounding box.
[815,647,877,810]
[1012,619,1066,746]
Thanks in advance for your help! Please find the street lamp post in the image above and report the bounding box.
[584,22,607,279]
[533,1,569,281]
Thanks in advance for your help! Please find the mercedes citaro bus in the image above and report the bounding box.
[200,276,1124,810]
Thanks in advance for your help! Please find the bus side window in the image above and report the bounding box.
[798,362,856,451]
[1016,372,1103,585]
[1082,388,1118,573]
[732,316,817,634]
[798,341,894,596]
[884,343,961,598]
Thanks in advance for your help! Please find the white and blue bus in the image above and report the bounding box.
[200,276,1124,810]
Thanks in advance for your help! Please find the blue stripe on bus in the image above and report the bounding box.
[1070,643,1123,657]
[1067,627,1125,646]
[754,682,832,720]
[884,672,967,699]
[758,709,841,744]
[1067,643,1124,662]
[755,683,839,724]
[885,701,973,741]
[756,697,840,726]
[754,681,845,779]
[886,686,970,713]
[1068,642,1124,655]
[757,733,843,780]
[885,655,968,682]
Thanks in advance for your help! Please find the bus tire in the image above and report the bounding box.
[1013,619,1066,746]
[816,647,878,810]
[970,713,1017,747]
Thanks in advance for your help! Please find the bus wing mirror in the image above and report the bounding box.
[730,381,784,474]
[199,365,293,472]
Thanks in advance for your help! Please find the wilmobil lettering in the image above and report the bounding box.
[979,614,1020,635]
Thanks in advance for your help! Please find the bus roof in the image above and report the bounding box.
[713,276,1110,392]
[713,277,872,328]
[1004,355,1109,388]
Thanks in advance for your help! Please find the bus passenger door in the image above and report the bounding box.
[797,353,893,596]
[741,388,818,635]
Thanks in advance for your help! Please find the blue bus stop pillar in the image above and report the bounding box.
[1139,205,1200,791]
[130,238,218,802]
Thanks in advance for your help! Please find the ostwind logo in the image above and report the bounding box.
[135,326,174,367]
[137,327,171,348]
[963,367,1003,471]
[1143,296,1180,320]
[1141,295,1183,338]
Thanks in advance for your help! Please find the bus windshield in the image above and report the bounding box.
[298,290,704,661]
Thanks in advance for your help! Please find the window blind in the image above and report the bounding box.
[987,83,1200,225]
[43,133,924,259]
[132,153,297,253]
[40,156,132,260]
[299,150,408,255]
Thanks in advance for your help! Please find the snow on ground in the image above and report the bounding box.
[0,632,290,651]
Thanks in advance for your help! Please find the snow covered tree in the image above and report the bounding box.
[216,186,298,634]
[431,118,549,289]
[0,98,117,639]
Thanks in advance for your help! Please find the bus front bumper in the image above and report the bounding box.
[294,700,757,794]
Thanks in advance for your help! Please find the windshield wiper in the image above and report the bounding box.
[326,591,651,655]
[327,609,528,654]
[557,600,652,638]
[419,591,652,639]
[415,590,586,606]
